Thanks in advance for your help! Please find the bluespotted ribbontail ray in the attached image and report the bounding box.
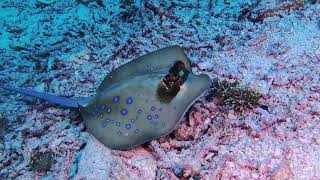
[0,45,211,150]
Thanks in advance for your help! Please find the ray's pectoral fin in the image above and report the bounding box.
[0,85,91,108]
[97,45,192,92]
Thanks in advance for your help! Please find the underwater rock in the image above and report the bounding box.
[76,0,95,5]
[36,0,56,5]
[29,150,55,172]
[0,113,6,141]
[39,0,56,3]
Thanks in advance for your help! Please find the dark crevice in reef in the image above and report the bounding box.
[28,150,56,173]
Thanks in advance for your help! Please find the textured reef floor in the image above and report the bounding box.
[0,0,320,179]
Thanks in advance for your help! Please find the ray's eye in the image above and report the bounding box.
[169,60,188,82]
[156,61,189,103]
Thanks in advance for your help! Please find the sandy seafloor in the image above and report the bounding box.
[0,0,320,179]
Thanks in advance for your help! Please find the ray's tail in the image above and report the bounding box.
[0,85,83,108]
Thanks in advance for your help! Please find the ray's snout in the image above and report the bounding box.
[184,73,211,93]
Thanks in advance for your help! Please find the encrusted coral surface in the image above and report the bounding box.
[0,0,319,179]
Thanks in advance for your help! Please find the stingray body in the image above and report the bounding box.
[0,46,210,150]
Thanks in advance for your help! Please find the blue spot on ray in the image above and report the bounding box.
[106,107,112,113]
[100,104,107,110]
[101,119,108,127]
[126,97,133,104]
[137,109,142,114]
[120,108,128,116]
[125,124,131,129]
[150,106,156,111]
[155,114,159,119]
[113,96,120,103]
[130,116,138,123]
[91,108,100,117]
[147,114,152,120]
[116,122,121,127]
